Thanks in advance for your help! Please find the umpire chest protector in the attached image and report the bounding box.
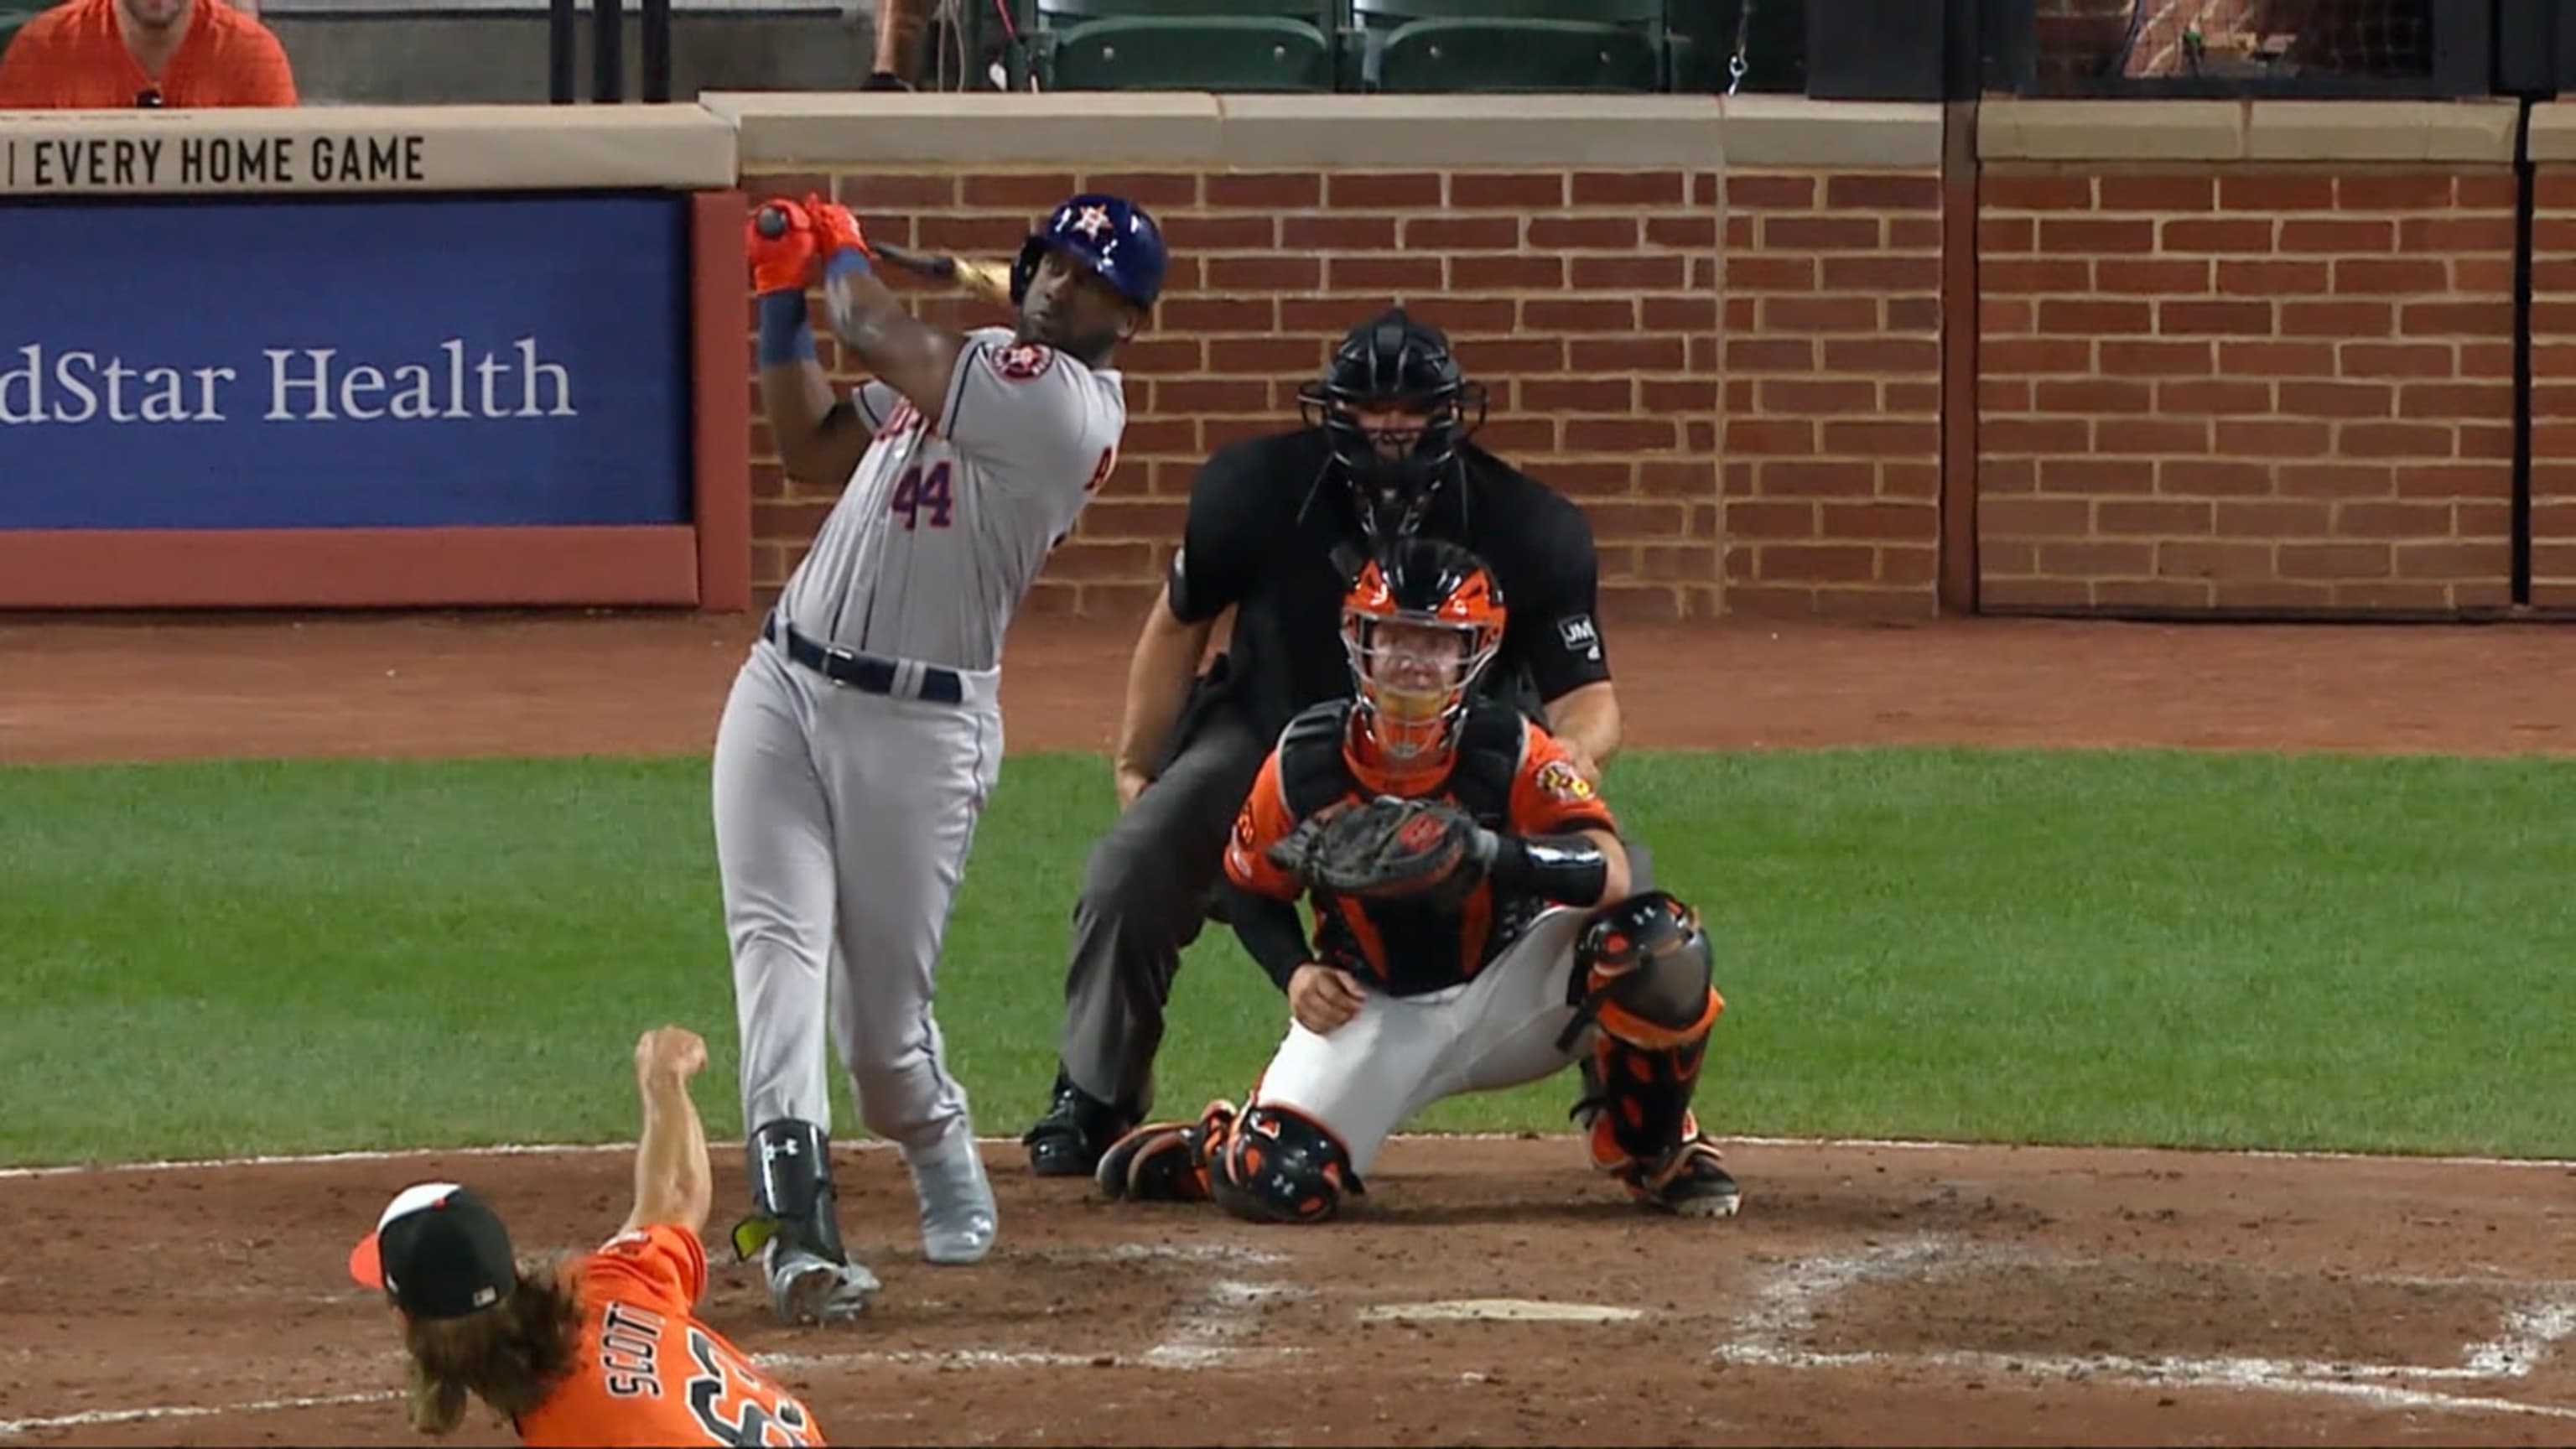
[1273,698,1535,993]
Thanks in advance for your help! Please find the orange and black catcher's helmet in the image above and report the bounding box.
[1340,538,1507,792]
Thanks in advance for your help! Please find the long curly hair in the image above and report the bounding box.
[397,1254,586,1436]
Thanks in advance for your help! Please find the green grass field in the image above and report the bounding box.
[4,748,2572,1168]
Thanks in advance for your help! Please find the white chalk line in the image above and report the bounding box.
[1731,1231,1967,1345]
[1130,1239,1306,1370]
[0,1242,1306,1439]
[756,1348,1107,1372]
[0,1390,398,1436]
[2467,1302,2576,1378]
[1143,1279,1305,1369]
[8,1131,2572,1180]
[0,1332,1302,1441]
[1053,1240,1289,1268]
[1714,1237,2576,1422]
[1714,1342,2576,1421]
[1072,1239,1302,1368]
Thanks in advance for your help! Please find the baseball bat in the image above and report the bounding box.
[754,203,1015,306]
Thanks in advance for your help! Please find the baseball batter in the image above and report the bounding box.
[1093,539,1740,1223]
[718,190,1166,1322]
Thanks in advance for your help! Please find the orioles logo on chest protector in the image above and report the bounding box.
[1535,758,1593,802]
[1395,813,1451,853]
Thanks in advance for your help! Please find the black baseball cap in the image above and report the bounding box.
[347,1182,518,1320]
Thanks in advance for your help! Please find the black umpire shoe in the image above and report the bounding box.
[1023,1068,1139,1177]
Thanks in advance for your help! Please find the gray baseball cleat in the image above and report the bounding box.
[903,1121,998,1265]
[762,1238,880,1324]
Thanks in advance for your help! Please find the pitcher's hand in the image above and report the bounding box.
[635,1026,709,1085]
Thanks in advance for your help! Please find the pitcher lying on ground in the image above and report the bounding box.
[348,1026,827,1446]
[1093,538,1742,1223]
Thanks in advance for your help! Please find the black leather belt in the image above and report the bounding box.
[763,613,965,705]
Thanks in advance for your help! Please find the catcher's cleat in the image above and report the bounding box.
[1628,1135,1742,1218]
[1588,1113,1741,1218]
[1023,1068,1140,1179]
[1094,1102,1232,1203]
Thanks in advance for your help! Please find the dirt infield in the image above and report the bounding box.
[6,610,2576,763]
[2,610,2572,1447]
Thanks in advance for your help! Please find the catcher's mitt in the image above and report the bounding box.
[1265,794,1493,903]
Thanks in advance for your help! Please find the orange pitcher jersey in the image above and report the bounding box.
[512,1224,825,1448]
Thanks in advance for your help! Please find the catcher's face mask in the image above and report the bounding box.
[1345,615,1499,769]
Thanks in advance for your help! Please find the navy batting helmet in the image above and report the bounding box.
[1012,194,1167,310]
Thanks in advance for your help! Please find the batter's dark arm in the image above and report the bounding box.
[824,264,968,424]
[758,357,875,488]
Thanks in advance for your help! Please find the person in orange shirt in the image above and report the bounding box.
[347,1026,828,1446]
[0,0,296,108]
[1093,538,1742,1226]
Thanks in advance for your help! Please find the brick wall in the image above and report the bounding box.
[744,161,1945,624]
[746,167,1725,622]
[1721,171,1944,619]
[1976,167,2516,615]
[2535,171,2576,610]
[723,98,2563,628]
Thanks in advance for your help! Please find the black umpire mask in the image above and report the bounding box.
[1297,309,1488,548]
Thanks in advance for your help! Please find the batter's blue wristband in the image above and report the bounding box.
[826,248,872,282]
[756,290,815,368]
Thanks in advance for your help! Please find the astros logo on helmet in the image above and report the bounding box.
[1011,192,1168,311]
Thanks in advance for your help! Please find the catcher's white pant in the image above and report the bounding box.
[1247,905,1592,1177]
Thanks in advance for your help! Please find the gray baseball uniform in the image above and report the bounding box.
[714,325,1126,1158]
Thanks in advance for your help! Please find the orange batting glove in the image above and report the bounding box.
[747,199,819,296]
[804,192,876,273]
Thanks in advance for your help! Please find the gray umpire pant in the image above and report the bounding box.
[1056,706,1271,1112]
[1053,699,1654,1114]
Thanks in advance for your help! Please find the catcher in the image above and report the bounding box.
[1093,538,1740,1223]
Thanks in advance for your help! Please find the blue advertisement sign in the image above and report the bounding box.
[0,192,690,530]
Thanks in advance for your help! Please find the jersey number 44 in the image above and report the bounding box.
[889,462,955,531]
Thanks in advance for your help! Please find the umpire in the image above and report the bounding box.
[1022,306,1636,1176]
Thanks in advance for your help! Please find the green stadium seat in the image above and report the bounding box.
[1018,0,1337,93]
[0,0,41,57]
[1343,0,1673,94]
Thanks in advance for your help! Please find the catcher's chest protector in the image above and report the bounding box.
[1276,699,1533,993]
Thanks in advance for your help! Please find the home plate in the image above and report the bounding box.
[1357,1298,1647,1323]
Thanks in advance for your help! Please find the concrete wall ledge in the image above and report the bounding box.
[704,91,1942,171]
[1716,93,1943,169]
[0,102,737,193]
[1979,97,2520,165]
[2522,101,2576,162]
